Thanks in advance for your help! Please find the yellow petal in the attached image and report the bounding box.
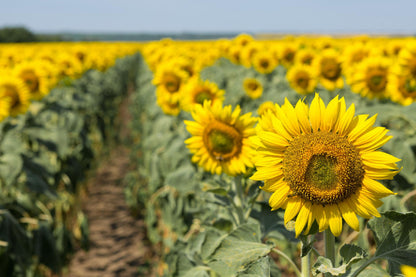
[309,93,324,132]
[328,205,343,236]
[258,131,290,148]
[284,197,303,224]
[250,166,283,180]
[338,201,360,231]
[295,201,311,237]
[335,103,356,137]
[348,114,376,142]
[295,99,311,134]
[269,185,291,210]
[321,95,340,132]
[261,174,285,192]
[362,176,395,197]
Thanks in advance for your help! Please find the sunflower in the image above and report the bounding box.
[239,42,262,68]
[55,53,84,78]
[14,62,51,100]
[234,33,254,47]
[227,45,243,65]
[313,49,344,91]
[251,94,400,237]
[341,43,370,82]
[180,78,224,112]
[252,50,278,74]
[257,101,276,117]
[350,57,391,99]
[156,96,181,116]
[0,76,31,117]
[398,41,416,78]
[279,43,298,68]
[286,64,318,95]
[153,63,189,105]
[184,101,257,176]
[243,78,263,99]
[295,48,316,66]
[388,66,416,105]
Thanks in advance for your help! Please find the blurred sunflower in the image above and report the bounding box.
[341,43,370,82]
[184,101,257,176]
[228,45,243,65]
[243,78,263,99]
[314,49,344,91]
[56,53,84,78]
[153,63,189,104]
[279,43,298,68]
[234,33,254,47]
[257,101,276,117]
[157,96,181,116]
[295,48,316,65]
[251,94,400,237]
[180,78,224,112]
[0,76,30,117]
[14,62,50,100]
[286,64,318,95]
[252,50,278,74]
[350,57,391,99]
[398,41,416,78]
[388,67,416,105]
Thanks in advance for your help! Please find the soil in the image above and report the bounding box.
[65,91,156,277]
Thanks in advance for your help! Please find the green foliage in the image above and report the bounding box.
[368,211,416,275]
[0,53,141,275]
[0,26,37,43]
[125,55,416,277]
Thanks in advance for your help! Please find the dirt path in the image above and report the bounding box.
[65,146,153,277]
[66,91,155,277]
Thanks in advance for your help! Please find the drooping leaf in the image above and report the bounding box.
[312,244,366,276]
[208,223,273,276]
[368,211,416,275]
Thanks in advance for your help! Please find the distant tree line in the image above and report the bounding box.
[0,26,239,43]
[0,26,63,43]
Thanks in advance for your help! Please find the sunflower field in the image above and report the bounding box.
[2,34,416,276]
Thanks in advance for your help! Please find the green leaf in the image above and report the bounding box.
[209,223,273,276]
[0,153,23,186]
[33,223,61,273]
[182,266,211,277]
[299,236,317,258]
[312,245,366,277]
[367,211,416,275]
[0,211,31,270]
[237,256,270,277]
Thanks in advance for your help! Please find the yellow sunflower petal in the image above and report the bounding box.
[295,201,312,237]
[309,93,325,132]
[338,201,360,231]
[284,197,303,224]
[328,205,343,236]
[269,185,291,210]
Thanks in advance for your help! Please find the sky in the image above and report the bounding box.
[1,0,415,34]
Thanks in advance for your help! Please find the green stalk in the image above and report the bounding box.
[324,230,336,277]
[233,175,246,224]
[301,238,311,277]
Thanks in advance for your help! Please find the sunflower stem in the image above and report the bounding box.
[301,237,311,277]
[271,248,302,277]
[324,230,336,277]
[233,175,246,224]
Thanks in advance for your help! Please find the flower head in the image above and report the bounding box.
[251,94,400,237]
[185,101,257,176]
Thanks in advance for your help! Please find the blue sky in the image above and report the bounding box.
[1,0,415,34]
